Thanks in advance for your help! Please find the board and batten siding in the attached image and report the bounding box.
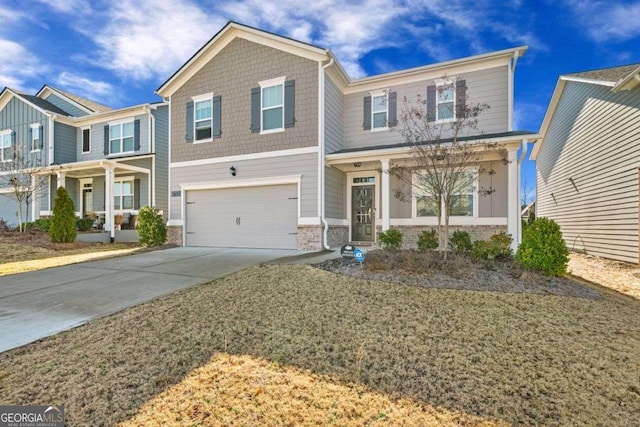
[0,97,49,166]
[54,122,77,164]
[342,66,509,151]
[77,114,149,161]
[44,94,89,117]
[169,152,318,220]
[152,105,169,215]
[325,75,343,154]
[536,81,640,263]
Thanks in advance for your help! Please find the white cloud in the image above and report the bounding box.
[33,0,93,14]
[0,39,42,91]
[564,0,640,43]
[55,71,114,101]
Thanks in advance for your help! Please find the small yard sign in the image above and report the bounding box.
[354,249,365,264]
[340,244,355,258]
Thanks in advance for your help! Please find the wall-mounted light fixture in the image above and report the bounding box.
[353,162,362,168]
[230,166,236,176]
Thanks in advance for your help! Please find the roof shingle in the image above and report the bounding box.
[566,63,640,83]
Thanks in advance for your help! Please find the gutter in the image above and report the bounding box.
[319,57,334,250]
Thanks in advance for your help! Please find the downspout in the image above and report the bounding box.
[517,139,529,246]
[319,57,334,250]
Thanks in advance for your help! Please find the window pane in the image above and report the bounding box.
[122,181,132,195]
[438,102,454,120]
[114,197,120,210]
[110,139,120,153]
[263,107,283,130]
[123,137,134,152]
[262,85,283,108]
[417,197,439,217]
[33,127,39,139]
[450,194,473,216]
[123,195,134,209]
[110,124,121,139]
[372,95,386,112]
[114,182,121,196]
[373,112,387,128]
[122,122,134,137]
[438,87,454,102]
[195,100,212,120]
[195,126,212,140]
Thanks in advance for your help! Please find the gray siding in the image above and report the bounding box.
[0,196,28,226]
[0,97,48,166]
[171,38,319,163]
[169,152,318,220]
[152,105,169,215]
[536,81,640,263]
[325,75,343,153]
[89,172,150,212]
[78,114,149,161]
[325,166,346,218]
[54,122,77,164]
[342,66,509,151]
[44,93,89,117]
[65,177,79,212]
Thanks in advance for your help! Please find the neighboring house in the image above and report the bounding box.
[532,64,640,263]
[157,21,537,251]
[521,202,535,221]
[0,85,169,240]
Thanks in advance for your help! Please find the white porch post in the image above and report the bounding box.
[104,165,115,241]
[507,147,519,252]
[56,171,65,188]
[381,158,391,231]
[31,176,38,222]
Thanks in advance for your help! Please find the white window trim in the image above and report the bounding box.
[114,176,135,212]
[370,89,389,132]
[259,76,286,135]
[434,78,456,123]
[108,120,135,155]
[192,93,214,144]
[0,129,12,163]
[30,123,41,153]
[411,168,479,219]
[81,126,91,154]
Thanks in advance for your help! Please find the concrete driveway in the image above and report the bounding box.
[0,247,300,353]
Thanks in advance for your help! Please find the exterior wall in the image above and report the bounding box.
[0,97,49,166]
[77,114,149,161]
[169,152,318,220]
[394,225,507,249]
[342,66,509,151]
[152,105,169,215]
[325,75,343,153]
[54,122,77,164]
[536,81,640,263]
[44,93,89,117]
[170,38,319,163]
[0,196,28,226]
[325,166,346,218]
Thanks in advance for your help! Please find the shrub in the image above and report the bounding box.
[34,218,52,232]
[471,232,513,260]
[378,228,402,251]
[76,218,94,232]
[516,217,569,276]
[50,187,77,243]
[417,229,438,251]
[449,230,472,253]
[137,206,167,247]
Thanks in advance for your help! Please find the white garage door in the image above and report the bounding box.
[185,184,298,249]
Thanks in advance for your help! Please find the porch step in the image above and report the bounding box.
[350,241,377,247]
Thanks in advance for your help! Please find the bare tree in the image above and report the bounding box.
[521,178,535,207]
[389,78,505,254]
[0,144,49,232]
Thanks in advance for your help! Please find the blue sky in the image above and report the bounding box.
[1,0,639,197]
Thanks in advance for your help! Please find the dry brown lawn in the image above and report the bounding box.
[1,265,638,426]
[569,252,640,300]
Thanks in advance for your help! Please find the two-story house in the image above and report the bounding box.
[0,85,168,241]
[157,22,537,251]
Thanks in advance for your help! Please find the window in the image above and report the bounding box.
[82,128,91,153]
[414,171,476,217]
[114,179,134,210]
[371,92,388,129]
[109,122,134,154]
[0,130,12,162]
[436,81,455,121]
[260,77,284,133]
[31,124,41,152]
[194,98,212,141]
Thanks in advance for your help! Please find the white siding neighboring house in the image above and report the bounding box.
[532,64,640,263]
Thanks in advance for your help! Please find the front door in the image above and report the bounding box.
[352,185,375,241]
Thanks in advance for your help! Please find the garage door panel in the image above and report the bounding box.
[186,184,298,249]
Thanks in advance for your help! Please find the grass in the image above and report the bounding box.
[0,265,638,426]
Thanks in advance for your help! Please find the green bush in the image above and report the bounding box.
[76,218,94,232]
[34,218,52,232]
[417,229,438,251]
[378,228,402,251]
[449,230,472,253]
[50,187,77,243]
[137,206,167,247]
[471,232,513,260]
[21,222,35,231]
[516,217,569,276]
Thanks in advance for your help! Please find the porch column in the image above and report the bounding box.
[507,147,519,252]
[56,171,65,188]
[31,175,38,222]
[104,165,115,241]
[381,158,391,231]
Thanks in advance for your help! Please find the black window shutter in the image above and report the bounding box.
[134,119,141,151]
[185,101,194,143]
[212,95,222,138]
[456,79,466,118]
[363,96,371,130]
[39,125,44,150]
[103,125,109,155]
[83,128,90,152]
[284,80,295,128]
[426,85,436,122]
[388,91,397,127]
[134,178,141,210]
[250,87,260,133]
